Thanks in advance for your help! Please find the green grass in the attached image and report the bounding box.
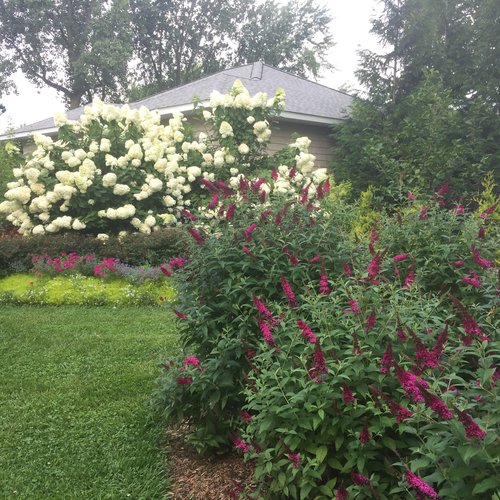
[0,305,179,499]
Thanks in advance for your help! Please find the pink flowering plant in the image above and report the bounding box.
[153,175,499,497]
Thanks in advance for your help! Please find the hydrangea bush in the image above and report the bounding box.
[153,179,499,499]
[0,80,327,236]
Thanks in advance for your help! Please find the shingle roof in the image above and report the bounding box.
[9,62,352,137]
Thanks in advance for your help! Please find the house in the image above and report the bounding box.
[1,62,352,167]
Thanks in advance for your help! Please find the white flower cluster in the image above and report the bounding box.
[0,100,206,235]
[1,81,328,237]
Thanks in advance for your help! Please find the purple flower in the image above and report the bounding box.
[393,253,410,262]
[297,320,317,343]
[457,410,487,440]
[259,319,276,347]
[380,343,395,374]
[359,422,371,444]
[183,356,200,367]
[351,471,370,485]
[281,275,298,308]
[342,383,356,405]
[187,228,205,245]
[471,245,494,269]
[287,452,301,468]
[404,470,438,499]
[319,275,330,295]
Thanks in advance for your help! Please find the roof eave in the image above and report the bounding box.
[0,104,346,141]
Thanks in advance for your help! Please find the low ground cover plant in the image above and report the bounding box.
[153,175,499,499]
[0,273,175,306]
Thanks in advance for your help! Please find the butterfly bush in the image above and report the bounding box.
[0,80,327,238]
[152,177,499,498]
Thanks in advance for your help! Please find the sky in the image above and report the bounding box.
[0,0,383,135]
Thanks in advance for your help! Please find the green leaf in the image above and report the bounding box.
[472,477,500,495]
[316,445,328,464]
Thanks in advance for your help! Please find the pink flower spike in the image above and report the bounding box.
[351,471,370,486]
[457,410,487,440]
[160,264,172,277]
[207,194,219,209]
[463,274,481,288]
[281,276,298,308]
[380,343,395,374]
[336,482,348,500]
[231,436,250,453]
[243,223,257,242]
[471,246,494,269]
[297,320,317,343]
[253,296,279,326]
[455,204,465,215]
[181,209,198,221]
[183,356,200,367]
[342,383,356,405]
[404,470,439,499]
[313,343,328,375]
[454,260,464,267]
[404,270,415,288]
[309,255,321,263]
[364,311,377,332]
[343,261,352,276]
[187,228,205,245]
[259,319,276,346]
[478,227,485,239]
[319,275,330,295]
[359,422,371,444]
[226,203,236,221]
[287,452,301,468]
[349,299,361,315]
[436,183,449,196]
[407,191,415,200]
[177,377,192,385]
[240,411,252,423]
[242,246,251,256]
[419,206,428,219]
[393,253,409,262]
[173,310,187,320]
[479,203,497,219]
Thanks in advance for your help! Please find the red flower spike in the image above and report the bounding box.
[342,383,356,405]
[456,410,487,439]
[380,343,395,373]
[173,309,187,320]
[226,203,236,221]
[187,228,205,245]
[281,275,298,308]
[297,320,317,343]
[436,183,449,196]
[207,193,219,209]
[343,261,352,276]
[181,209,198,221]
[351,471,371,486]
[471,245,494,269]
[336,482,348,500]
[404,470,439,499]
[359,422,371,444]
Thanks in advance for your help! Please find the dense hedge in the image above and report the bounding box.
[0,227,189,276]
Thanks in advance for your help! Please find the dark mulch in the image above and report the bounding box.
[165,425,258,499]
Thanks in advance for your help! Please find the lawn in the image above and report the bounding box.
[0,305,178,499]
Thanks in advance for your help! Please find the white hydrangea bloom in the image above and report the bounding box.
[113,184,130,196]
[102,172,117,187]
[100,138,111,152]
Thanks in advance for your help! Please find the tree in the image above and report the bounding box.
[129,0,333,95]
[0,0,133,109]
[234,0,333,79]
[332,0,499,200]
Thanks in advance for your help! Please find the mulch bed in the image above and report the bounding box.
[165,425,258,499]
